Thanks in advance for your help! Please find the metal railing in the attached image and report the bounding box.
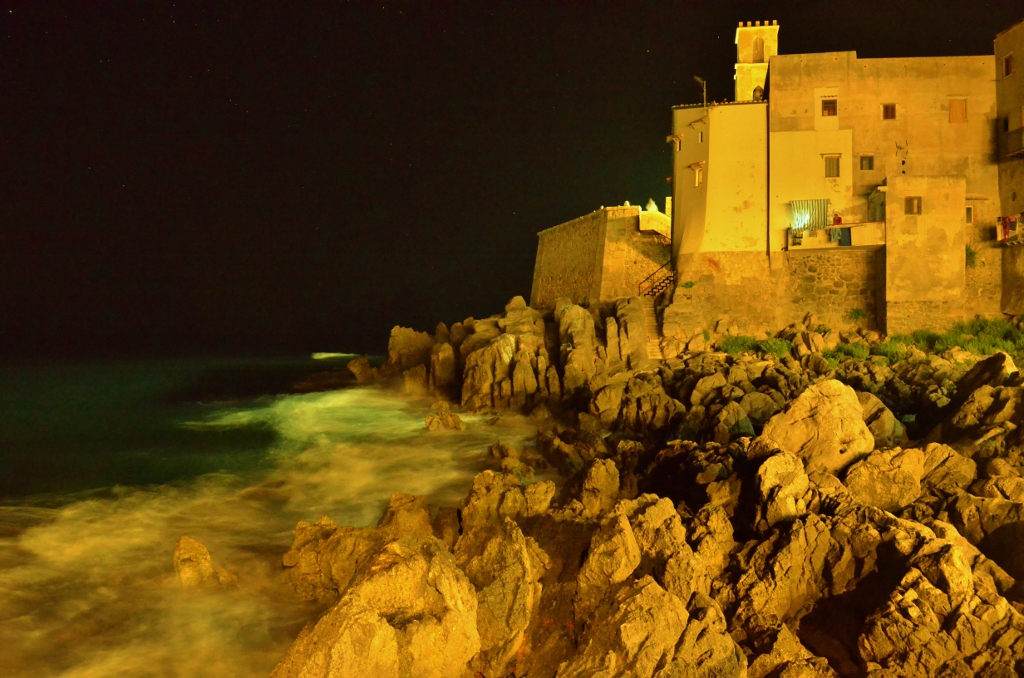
[638,261,675,298]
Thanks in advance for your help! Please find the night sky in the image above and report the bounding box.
[3,2,1023,359]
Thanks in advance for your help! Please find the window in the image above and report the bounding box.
[905,196,922,215]
[698,131,704,143]
[966,205,975,224]
[949,99,967,123]
[753,36,765,63]
[882,103,896,120]
[860,155,874,171]
[1004,117,1011,133]
[821,98,838,117]
[1004,54,1014,77]
[695,167,703,187]
[824,155,840,178]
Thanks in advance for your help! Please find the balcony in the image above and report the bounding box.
[1004,127,1024,159]
[787,221,885,250]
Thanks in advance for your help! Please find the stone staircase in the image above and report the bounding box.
[639,297,664,362]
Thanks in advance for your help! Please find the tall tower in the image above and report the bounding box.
[735,20,779,102]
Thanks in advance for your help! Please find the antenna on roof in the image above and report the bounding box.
[693,76,707,109]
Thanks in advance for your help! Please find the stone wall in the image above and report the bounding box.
[785,249,883,330]
[964,245,1004,318]
[1003,246,1024,316]
[597,219,670,301]
[530,211,603,310]
[885,300,967,335]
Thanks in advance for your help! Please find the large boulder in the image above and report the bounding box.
[759,380,874,474]
[271,537,480,678]
[843,447,925,512]
[387,326,435,371]
[857,391,909,449]
[555,301,599,394]
[461,334,517,411]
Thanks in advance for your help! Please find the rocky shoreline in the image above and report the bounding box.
[186,296,1024,677]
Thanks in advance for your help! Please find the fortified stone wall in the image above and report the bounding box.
[530,211,603,310]
[598,221,670,301]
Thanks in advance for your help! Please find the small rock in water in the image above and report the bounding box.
[425,401,465,431]
[173,536,236,589]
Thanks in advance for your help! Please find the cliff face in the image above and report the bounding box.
[270,300,1024,677]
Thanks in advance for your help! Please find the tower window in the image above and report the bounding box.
[882,103,896,120]
[860,155,874,171]
[694,167,703,187]
[1004,54,1014,77]
[824,155,840,178]
[753,36,765,63]
[949,99,967,123]
[905,197,922,215]
[1004,117,1010,133]
[966,205,975,224]
[821,98,838,117]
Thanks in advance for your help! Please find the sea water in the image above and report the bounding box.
[0,358,535,677]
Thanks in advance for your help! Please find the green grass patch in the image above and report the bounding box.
[846,308,866,323]
[757,338,793,359]
[834,342,870,360]
[883,318,1024,362]
[718,335,759,355]
[821,351,842,370]
[679,280,696,289]
[872,340,909,363]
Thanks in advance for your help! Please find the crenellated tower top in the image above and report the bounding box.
[735,20,779,102]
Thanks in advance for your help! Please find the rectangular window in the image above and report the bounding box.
[1004,54,1014,77]
[966,205,975,224]
[949,99,967,123]
[824,155,840,178]
[882,103,896,120]
[905,196,922,215]
[821,98,838,117]
[860,155,874,171]
[698,131,704,143]
[1004,117,1011,133]
[695,167,703,187]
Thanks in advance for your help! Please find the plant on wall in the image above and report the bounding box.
[965,244,977,268]
[846,308,866,323]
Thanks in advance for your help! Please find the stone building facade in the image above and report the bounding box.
[531,18,1024,337]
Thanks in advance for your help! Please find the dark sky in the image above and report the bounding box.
[2,1,1022,358]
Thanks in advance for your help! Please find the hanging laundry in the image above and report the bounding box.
[790,199,831,231]
[829,228,842,242]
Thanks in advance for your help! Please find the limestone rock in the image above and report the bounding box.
[403,364,429,396]
[558,577,688,678]
[760,379,874,474]
[425,401,465,431]
[428,342,457,396]
[757,452,810,528]
[555,301,599,393]
[575,512,641,618]
[271,537,480,678]
[346,356,379,384]
[857,391,909,449]
[843,447,924,512]
[387,326,435,371]
[580,458,620,517]
[920,442,977,492]
[173,536,219,589]
[461,334,516,411]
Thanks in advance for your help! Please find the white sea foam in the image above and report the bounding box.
[0,387,536,677]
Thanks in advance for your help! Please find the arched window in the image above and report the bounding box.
[752,86,764,101]
[753,36,765,63]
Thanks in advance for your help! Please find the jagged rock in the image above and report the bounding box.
[281,494,435,603]
[425,401,465,431]
[403,364,429,396]
[503,296,543,335]
[555,301,598,394]
[920,443,977,492]
[654,592,748,677]
[387,326,435,371]
[740,391,782,429]
[748,624,836,678]
[591,380,626,427]
[461,334,516,411]
[615,297,650,371]
[510,349,540,411]
[172,536,235,589]
[843,447,924,512]
[757,452,810,528]
[463,517,550,678]
[759,379,874,474]
[581,459,620,517]
[558,576,688,678]
[792,331,826,358]
[271,537,480,678]
[575,512,642,618]
[347,356,379,384]
[712,400,755,444]
[428,343,457,395]
[857,391,909,449]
